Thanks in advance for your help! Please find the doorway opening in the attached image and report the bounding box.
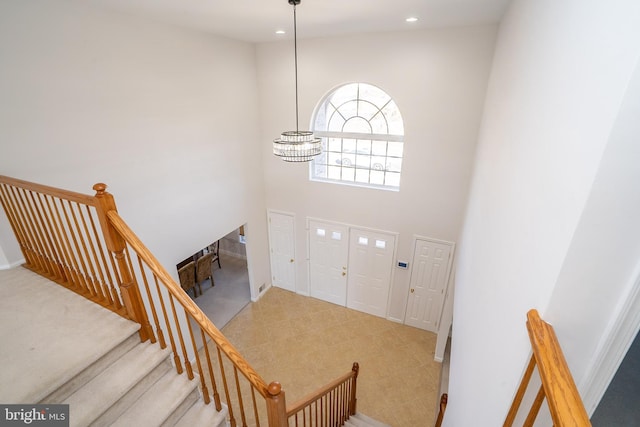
[176,225,251,329]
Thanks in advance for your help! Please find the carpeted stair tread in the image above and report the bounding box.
[0,267,140,404]
[345,413,392,427]
[65,342,171,427]
[109,369,198,427]
[173,399,228,427]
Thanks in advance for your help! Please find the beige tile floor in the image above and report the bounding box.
[216,286,441,426]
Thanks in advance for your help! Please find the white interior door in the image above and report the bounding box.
[405,238,453,332]
[346,229,396,318]
[268,211,296,292]
[308,220,349,306]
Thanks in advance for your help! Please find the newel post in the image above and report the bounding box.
[350,362,359,416]
[93,183,153,342]
[266,382,288,427]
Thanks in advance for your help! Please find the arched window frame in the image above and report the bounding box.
[309,83,405,191]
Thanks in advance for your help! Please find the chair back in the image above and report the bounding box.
[196,252,214,284]
[209,240,221,268]
[178,261,196,293]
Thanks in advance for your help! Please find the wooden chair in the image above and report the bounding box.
[196,252,214,294]
[178,261,197,298]
[208,240,221,269]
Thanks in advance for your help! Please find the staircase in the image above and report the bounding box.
[0,266,226,427]
[344,413,391,427]
[0,265,393,427]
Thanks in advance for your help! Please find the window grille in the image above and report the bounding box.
[310,83,404,190]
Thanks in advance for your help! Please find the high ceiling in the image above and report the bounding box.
[85,0,511,43]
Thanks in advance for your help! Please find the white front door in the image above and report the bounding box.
[404,238,453,332]
[346,229,396,318]
[308,220,349,306]
[268,211,296,292]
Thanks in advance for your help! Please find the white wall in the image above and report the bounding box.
[447,0,640,425]
[545,57,640,413]
[0,0,271,296]
[256,26,497,320]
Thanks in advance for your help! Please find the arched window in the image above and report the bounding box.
[310,83,404,190]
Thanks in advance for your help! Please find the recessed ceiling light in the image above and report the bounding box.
[406,17,419,23]
[275,30,286,35]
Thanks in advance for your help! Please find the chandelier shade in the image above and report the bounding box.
[272,0,322,162]
[273,131,322,162]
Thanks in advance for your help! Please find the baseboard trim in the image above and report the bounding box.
[251,283,272,302]
[219,249,247,260]
[0,258,26,270]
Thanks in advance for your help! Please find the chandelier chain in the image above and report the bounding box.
[272,0,321,162]
[293,2,299,133]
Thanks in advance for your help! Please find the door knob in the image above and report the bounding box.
[342,272,346,276]
[410,288,415,293]
[290,259,294,263]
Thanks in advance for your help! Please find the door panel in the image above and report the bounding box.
[347,229,395,318]
[308,221,349,306]
[268,212,295,292]
[405,239,453,332]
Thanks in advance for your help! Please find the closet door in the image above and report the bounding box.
[346,228,396,318]
[268,211,296,292]
[308,220,349,306]
[404,238,453,332]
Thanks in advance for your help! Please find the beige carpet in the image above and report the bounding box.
[219,286,441,426]
[0,266,139,403]
[191,253,251,329]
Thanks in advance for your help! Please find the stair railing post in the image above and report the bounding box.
[266,382,288,427]
[93,183,153,342]
[350,362,359,416]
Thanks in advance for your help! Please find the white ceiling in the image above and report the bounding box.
[85,0,511,43]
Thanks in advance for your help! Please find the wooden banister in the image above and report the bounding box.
[0,176,132,318]
[435,393,447,427]
[0,175,97,206]
[286,368,356,415]
[0,176,366,427]
[286,362,359,426]
[526,309,591,426]
[504,309,591,427]
[94,184,154,342]
[105,210,270,396]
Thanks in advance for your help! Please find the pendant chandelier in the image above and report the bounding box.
[272,0,322,162]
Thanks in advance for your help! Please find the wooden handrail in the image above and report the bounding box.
[504,309,591,427]
[434,393,447,427]
[105,210,271,397]
[286,365,357,415]
[286,362,359,426]
[526,309,591,426]
[0,175,97,206]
